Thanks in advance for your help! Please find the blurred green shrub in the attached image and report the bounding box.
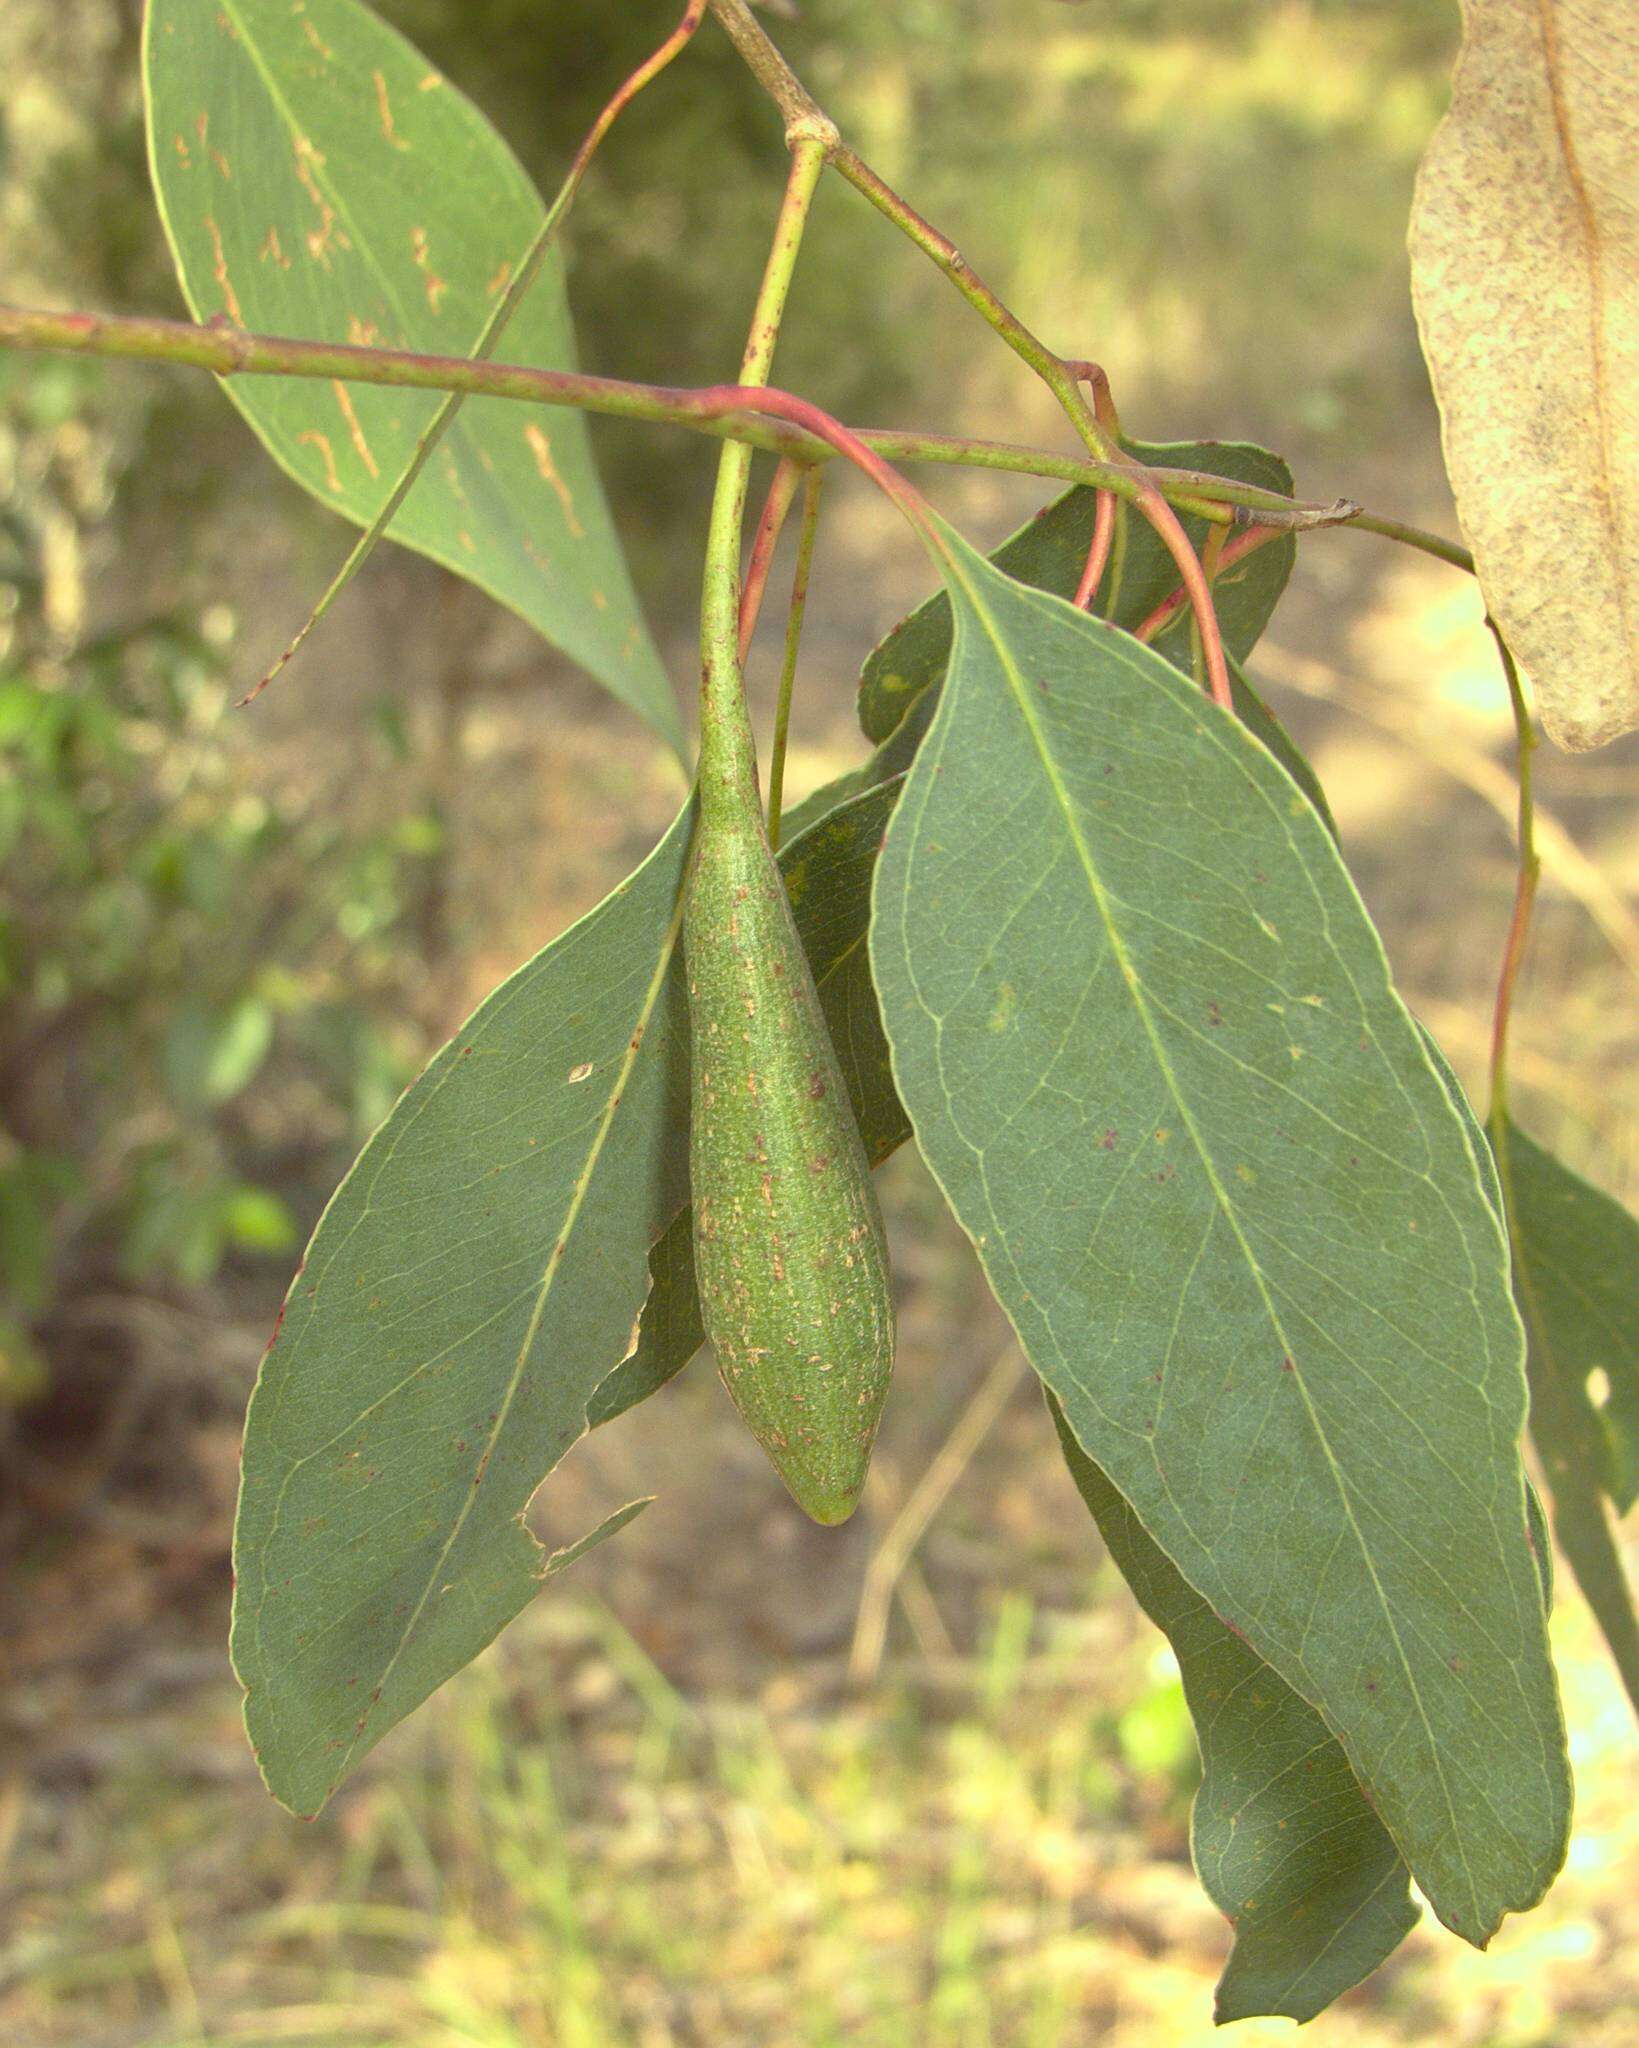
[0,358,437,1406]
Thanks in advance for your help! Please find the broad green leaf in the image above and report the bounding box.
[870,528,1571,1942]
[232,803,696,1815]
[1048,1394,1417,2023]
[590,776,910,1429]
[1492,1114,1639,1713]
[856,437,1298,745]
[144,0,681,752]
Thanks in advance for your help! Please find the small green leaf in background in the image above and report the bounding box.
[163,994,276,1108]
[590,775,911,1429]
[1050,1395,1417,2023]
[856,437,1298,746]
[143,0,681,752]
[870,528,1570,1943]
[1492,1114,1639,1714]
[232,803,697,1815]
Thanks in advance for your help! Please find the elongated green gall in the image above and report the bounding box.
[685,802,895,1524]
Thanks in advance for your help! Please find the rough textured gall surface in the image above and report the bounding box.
[686,806,895,1524]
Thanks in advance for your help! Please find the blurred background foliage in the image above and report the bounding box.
[1,2,1636,2043]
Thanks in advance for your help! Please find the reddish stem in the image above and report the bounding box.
[1065,360,1122,438]
[738,455,804,659]
[570,1,708,183]
[1130,482,1232,709]
[1133,525,1283,644]
[1059,357,1229,705]
[1075,489,1117,610]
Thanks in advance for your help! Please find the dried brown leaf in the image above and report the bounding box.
[1410,0,1639,750]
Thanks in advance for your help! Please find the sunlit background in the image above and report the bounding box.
[2,2,1635,2042]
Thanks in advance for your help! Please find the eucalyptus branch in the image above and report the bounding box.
[0,302,1356,531]
[704,0,826,135]
[1342,510,1474,575]
[699,3,1236,704]
[1134,525,1285,644]
[1074,488,1117,610]
[699,133,832,819]
[828,145,1116,465]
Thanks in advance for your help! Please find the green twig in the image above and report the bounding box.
[1342,509,1475,574]
[699,132,830,819]
[767,466,823,852]
[0,301,1360,530]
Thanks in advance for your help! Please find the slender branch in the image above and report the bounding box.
[1488,627,1539,1120]
[241,0,709,703]
[1342,509,1474,575]
[1067,360,1124,438]
[704,0,826,135]
[828,145,1116,465]
[695,8,1244,701]
[0,302,1358,529]
[738,455,804,659]
[847,1347,1028,1688]
[1074,489,1116,610]
[699,134,832,818]
[1132,483,1231,708]
[1101,501,1130,621]
[1133,524,1284,644]
[767,466,823,851]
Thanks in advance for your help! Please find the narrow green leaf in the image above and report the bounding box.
[231,804,696,1815]
[143,0,681,751]
[1048,1394,1417,2023]
[856,437,1298,746]
[870,528,1570,1943]
[1492,1114,1639,1713]
[590,776,910,1429]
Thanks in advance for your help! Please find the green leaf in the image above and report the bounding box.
[1492,1114,1639,1713]
[1048,1394,1417,2023]
[143,0,681,752]
[589,776,910,1430]
[869,527,1570,1943]
[856,437,1298,746]
[164,995,276,1107]
[231,802,696,1815]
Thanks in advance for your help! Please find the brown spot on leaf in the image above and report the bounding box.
[202,216,243,323]
[373,69,410,151]
[524,424,586,537]
[331,381,379,478]
[409,226,448,312]
[296,429,343,495]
